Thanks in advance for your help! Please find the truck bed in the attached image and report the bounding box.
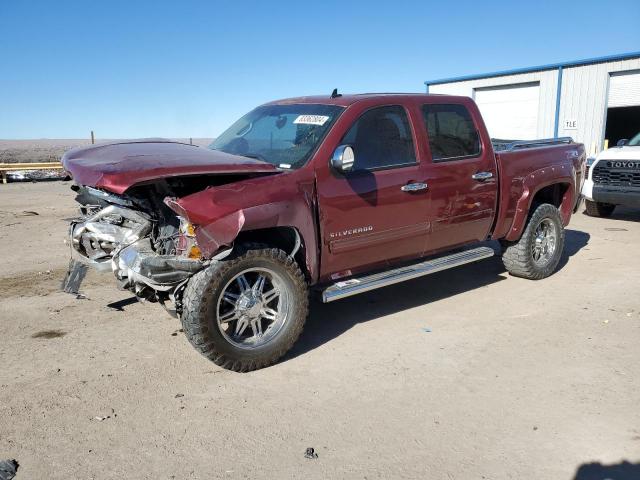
[491,138,586,241]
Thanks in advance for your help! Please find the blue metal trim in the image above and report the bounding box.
[553,66,563,138]
[424,51,640,86]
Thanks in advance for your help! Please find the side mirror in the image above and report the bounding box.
[330,145,355,173]
[617,139,628,147]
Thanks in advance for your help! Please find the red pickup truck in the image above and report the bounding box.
[62,93,585,371]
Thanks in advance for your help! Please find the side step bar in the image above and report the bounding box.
[321,246,495,303]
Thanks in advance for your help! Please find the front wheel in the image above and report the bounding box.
[180,246,308,372]
[584,199,616,218]
[501,203,565,280]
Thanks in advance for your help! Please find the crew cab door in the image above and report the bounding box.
[316,105,430,279]
[418,101,498,252]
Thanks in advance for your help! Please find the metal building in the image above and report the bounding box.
[425,52,640,155]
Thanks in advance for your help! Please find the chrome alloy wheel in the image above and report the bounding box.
[216,268,290,349]
[531,218,557,265]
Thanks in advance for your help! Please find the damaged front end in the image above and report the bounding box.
[62,186,207,314]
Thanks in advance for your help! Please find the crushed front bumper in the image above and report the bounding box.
[113,239,203,293]
[64,204,204,298]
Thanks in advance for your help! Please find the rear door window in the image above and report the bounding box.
[422,104,481,161]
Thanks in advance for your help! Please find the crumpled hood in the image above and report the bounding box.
[596,145,640,161]
[62,139,278,194]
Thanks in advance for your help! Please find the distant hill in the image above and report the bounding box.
[0,138,214,164]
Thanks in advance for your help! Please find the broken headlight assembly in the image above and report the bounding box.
[176,216,202,260]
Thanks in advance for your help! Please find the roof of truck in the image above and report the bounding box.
[266,93,444,107]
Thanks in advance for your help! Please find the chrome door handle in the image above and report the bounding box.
[472,171,493,181]
[401,182,428,192]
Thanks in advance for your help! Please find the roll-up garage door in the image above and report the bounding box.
[608,71,640,107]
[474,83,540,140]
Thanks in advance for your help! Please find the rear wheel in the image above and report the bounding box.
[180,245,308,372]
[584,200,615,218]
[501,203,565,280]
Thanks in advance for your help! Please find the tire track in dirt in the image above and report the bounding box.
[1,267,71,299]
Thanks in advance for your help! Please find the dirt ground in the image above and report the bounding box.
[1,181,639,480]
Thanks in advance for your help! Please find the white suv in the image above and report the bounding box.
[582,133,640,217]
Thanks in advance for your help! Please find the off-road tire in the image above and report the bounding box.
[501,203,565,280]
[180,245,308,372]
[584,199,615,218]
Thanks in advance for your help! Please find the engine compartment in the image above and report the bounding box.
[65,180,221,309]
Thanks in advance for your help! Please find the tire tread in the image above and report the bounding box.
[584,199,615,218]
[501,203,565,280]
[180,244,308,372]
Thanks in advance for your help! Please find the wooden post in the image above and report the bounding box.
[91,131,95,144]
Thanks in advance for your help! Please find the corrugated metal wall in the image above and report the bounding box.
[428,57,640,155]
[558,58,640,154]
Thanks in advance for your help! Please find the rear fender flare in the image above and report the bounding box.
[504,164,575,242]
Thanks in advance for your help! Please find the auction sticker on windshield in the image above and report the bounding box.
[293,115,330,126]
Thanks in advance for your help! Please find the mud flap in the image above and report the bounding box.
[61,259,89,294]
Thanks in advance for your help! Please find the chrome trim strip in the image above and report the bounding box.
[329,222,429,254]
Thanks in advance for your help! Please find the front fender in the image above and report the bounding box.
[165,172,321,282]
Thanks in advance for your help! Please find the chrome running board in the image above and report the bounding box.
[321,246,495,303]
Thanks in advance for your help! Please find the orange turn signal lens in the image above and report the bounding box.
[187,245,201,259]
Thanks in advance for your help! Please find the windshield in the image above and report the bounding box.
[209,104,344,169]
[628,133,640,146]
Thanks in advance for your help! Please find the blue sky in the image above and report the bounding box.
[1,0,639,139]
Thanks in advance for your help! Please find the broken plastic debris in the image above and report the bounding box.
[304,447,318,459]
[421,327,432,333]
[93,409,115,421]
[62,259,89,295]
[0,460,18,480]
